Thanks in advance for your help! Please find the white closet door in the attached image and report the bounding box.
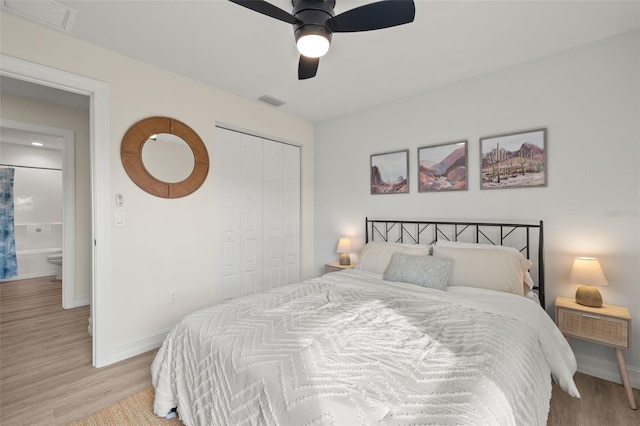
[262,140,284,289]
[215,129,263,301]
[239,135,263,296]
[215,127,300,301]
[215,127,241,302]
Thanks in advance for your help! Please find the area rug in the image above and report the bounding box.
[69,387,182,425]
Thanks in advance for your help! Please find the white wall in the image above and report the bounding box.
[0,12,314,360]
[314,30,640,387]
[1,93,91,299]
[1,142,63,224]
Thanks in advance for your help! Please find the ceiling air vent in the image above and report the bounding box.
[257,94,286,108]
[2,0,77,33]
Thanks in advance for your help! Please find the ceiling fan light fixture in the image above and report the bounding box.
[295,24,332,58]
[228,0,415,79]
[297,34,330,58]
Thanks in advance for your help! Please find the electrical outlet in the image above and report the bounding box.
[170,290,177,304]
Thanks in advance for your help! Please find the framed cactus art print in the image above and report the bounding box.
[480,128,547,190]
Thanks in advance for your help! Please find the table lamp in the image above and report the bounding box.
[569,257,608,308]
[337,237,352,265]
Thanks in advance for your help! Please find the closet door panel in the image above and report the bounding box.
[239,134,262,297]
[262,140,284,289]
[221,206,239,299]
[243,269,257,295]
[222,274,237,302]
[267,265,282,290]
[215,127,300,300]
[215,128,241,302]
[283,144,301,284]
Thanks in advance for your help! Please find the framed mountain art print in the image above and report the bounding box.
[370,150,409,194]
[418,141,467,192]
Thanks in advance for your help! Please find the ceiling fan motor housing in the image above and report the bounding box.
[292,0,335,44]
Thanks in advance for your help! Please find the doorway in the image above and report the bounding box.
[0,54,111,367]
[0,121,77,309]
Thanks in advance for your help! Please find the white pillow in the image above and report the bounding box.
[391,242,433,254]
[435,240,531,259]
[355,241,430,274]
[384,253,453,290]
[435,240,535,289]
[432,243,531,296]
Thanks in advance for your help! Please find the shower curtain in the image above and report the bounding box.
[1,168,18,280]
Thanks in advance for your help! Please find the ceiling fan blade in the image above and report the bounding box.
[298,56,319,80]
[327,0,415,33]
[228,0,299,24]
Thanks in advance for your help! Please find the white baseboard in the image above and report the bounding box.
[110,330,170,365]
[576,352,640,389]
[74,295,90,307]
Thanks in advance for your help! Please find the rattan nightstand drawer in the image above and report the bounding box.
[556,307,630,349]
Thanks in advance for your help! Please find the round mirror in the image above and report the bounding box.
[121,117,209,198]
[142,133,195,183]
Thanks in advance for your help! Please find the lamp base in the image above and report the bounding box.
[339,253,351,266]
[575,285,603,308]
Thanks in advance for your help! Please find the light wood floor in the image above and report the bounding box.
[0,276,156,425]
[1,277,639,425]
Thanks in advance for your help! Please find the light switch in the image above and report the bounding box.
[114,212,125,226]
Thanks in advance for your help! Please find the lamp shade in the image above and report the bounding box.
[336,237,352,254]
[336,237,352,266]
[569,257,608,286]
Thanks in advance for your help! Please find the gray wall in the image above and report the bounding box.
[314,30,640,387]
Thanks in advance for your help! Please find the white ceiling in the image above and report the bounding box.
[6,1,640,122]
[0,127,64,151]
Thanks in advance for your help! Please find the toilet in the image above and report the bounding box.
[47,253,62,280]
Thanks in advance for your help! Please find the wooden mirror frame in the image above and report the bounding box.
[121,116,209,198]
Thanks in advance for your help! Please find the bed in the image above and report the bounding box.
[152,219,580,425]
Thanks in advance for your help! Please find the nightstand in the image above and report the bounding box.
[324,262,355,274]
[555,296,636,409]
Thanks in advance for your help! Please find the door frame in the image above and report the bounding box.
[0,54,112,367]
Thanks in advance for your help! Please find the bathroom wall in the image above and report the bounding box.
[0,92,91,300]
[0,141,62,280]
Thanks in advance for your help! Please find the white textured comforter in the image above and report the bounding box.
[152,269,579,426]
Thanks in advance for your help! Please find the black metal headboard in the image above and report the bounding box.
[365,218,545,307]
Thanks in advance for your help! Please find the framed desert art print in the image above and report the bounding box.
[480,128,547,190]
[418,141,467,192]
[370,149,409,194]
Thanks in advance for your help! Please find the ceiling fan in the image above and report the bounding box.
[228,0,416,79]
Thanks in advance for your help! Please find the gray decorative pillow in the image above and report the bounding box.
[383,253,453,290]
